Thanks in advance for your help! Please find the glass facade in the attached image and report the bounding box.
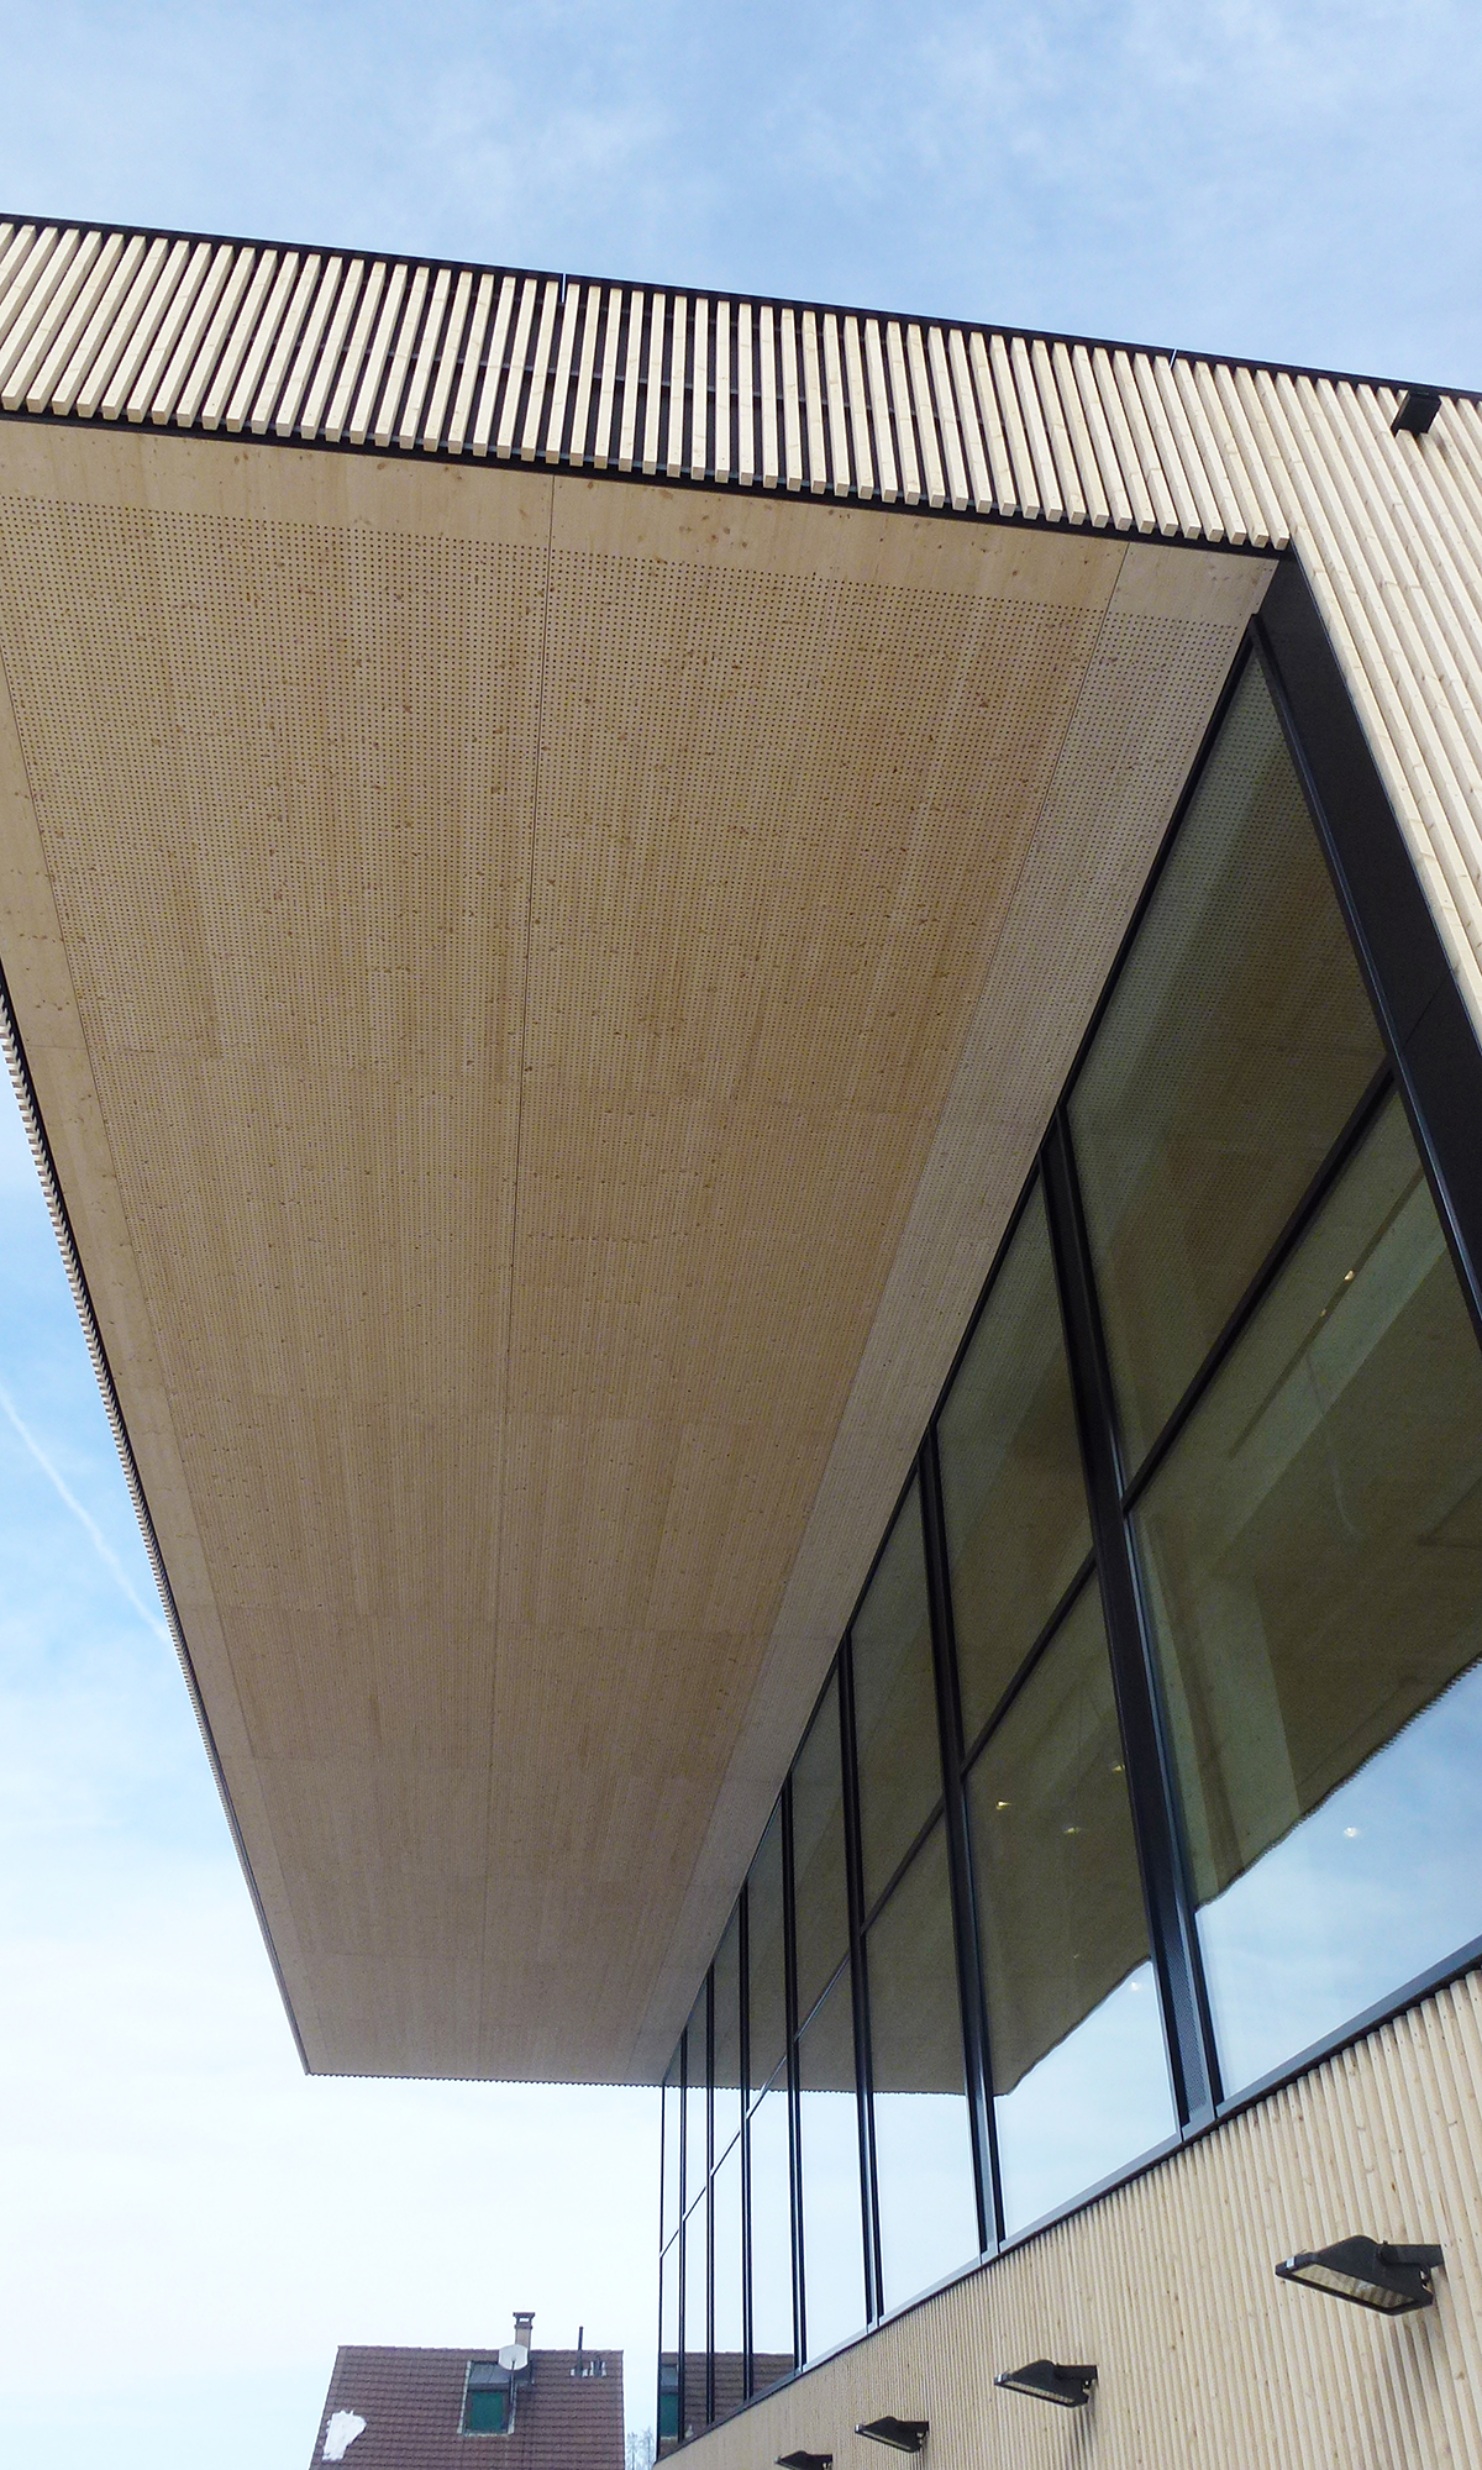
[656,647,1482,2445]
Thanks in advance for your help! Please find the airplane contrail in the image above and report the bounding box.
[0,1383,169,1642]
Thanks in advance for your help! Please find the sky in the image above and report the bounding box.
[0,6,1479,2468]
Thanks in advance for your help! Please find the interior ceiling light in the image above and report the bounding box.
[1275,2236,1443,2313]
[775,2452,832,2468]
[994,2360,1098,2408]
[855,2416,929,2453]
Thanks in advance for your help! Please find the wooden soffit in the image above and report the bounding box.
[0,421,1272,2078]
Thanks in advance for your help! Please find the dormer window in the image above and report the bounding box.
[462,2363,513,2435]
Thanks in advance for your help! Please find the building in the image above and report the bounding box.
[0,212,1481,2463]
[309,2317,624,2469]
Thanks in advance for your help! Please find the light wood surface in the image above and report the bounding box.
[0,418,1270,2078]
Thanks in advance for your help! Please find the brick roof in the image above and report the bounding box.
[310,2345,625,2470]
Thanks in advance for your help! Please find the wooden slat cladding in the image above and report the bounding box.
[693,1972,1482,2470]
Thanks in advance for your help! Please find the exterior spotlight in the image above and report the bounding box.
[1276,2236,1443,2314]
[1392,387,1442,437]
[775,2454,832,2468]
[995,2360,1097,2408]
[855,2419,929,2454]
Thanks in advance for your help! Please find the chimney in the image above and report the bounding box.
[513,2310,534,2355]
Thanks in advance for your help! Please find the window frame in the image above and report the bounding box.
[654,563,1482,2445]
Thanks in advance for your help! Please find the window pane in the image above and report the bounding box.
[684,1978,709,2202]
[711,2136,744,2423]
[661,2044,682,2248]
[747,2076,795,2391]
[797,1963,866,2360]
[967,1583,1173,2234]
[747,1808,787,2097]
[866,1821,979,2310]
[1070,658,1385,1469]
[713,1903,743,2154]
[682,2186,708,2438]
[658,2239,680,2455]
[1137,1090,1482,2095]
[792,1675,848,2024]
[852,1482,941,1911]
[938,1182,1091,1749]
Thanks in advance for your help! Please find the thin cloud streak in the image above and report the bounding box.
[0,1383,168,1644]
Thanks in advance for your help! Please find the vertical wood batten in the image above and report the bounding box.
[1253,367,1482,1016]
[24,233,126,414]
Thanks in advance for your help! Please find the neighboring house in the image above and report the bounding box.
[5,210,1482,2464]
[310,2319,623,2470]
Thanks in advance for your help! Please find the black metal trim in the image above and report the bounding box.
[1041,1114,1218,2127]
[781,1777,805,2372]
[1254,565,1482,1347]
[837,1633,883,2323]
[919,1430,999,2254]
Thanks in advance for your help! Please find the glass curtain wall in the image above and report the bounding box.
[657,648,1482,2445]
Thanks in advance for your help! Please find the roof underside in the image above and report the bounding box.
[0,381,1271,2081]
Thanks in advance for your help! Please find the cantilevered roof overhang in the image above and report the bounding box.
[0,217,1477,2081]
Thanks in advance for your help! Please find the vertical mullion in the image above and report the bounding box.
[1041,1113,1217,2128]
[676,2026,688,2428]
[705,1966,715,2428]
[918,1430,999,2254]
[781,1776,805,2369]
[837,1636,882,2321]
[739,1884,754,2399]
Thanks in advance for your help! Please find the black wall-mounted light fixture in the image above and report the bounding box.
[775,2452,832,2468]
[855,2417,929,2454]
[1392,386,1442,437]
[995,2360,1097,2408]
[1276,2236,1444,2313]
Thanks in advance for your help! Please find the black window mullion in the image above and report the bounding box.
[837,1632,882,2321]
[739,1884,754,2400]
[918,1428,999,2254]
[1041,1110,1218,2129]
[705,1965,715,2428]
[781,1775,805,2368]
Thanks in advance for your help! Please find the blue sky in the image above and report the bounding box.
[0,6,1478,2467]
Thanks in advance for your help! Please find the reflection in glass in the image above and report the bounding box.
[1070,658,1385,1469]
[747,1808,787,2098]
[792,1677,848,2024]
[658,2238,679,2455]
[661,2046,681,2247]
[938,1183,1091,1749]
[711,2137,744,2423]
[713,1903,743,2154]
[1138,1091,1482,2095]
[866,1822,978,2308]
[684,1978,709,2203]
[682,2187,708,2437]
[852,1483,941,1911]
[967,1583,1173,2233]
[748,2077,795,2390]
[798,1964,866,2360]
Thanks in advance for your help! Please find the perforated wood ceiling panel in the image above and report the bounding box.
[0,425,1270,2078]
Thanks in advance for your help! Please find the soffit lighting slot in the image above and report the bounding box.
[994,2360,1097,2408]
[1275,2236,1443,2312]
[855,2418,928,2453]
[1392,387,1442,436]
